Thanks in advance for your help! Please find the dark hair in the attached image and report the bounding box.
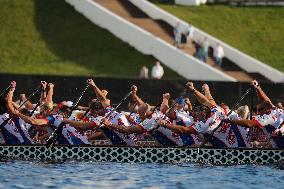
[89,101,103,110]
[200,106,211,117]
[0,96,7,114]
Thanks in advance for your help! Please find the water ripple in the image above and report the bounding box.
[0,161,283,189]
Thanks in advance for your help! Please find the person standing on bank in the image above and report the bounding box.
[185,22,194,48]
[139,65,149,79]
[214,43,224,67]
[151,61,164,79]
[173,22,182,48]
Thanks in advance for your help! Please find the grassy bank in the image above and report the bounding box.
[0,0,181,78]
[154,3,284,72]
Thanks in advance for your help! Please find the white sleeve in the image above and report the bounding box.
[191,121,208,134]
[253,114,277,128]
[140,118,157,131]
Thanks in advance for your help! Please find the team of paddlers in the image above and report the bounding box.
[0,79,283,148]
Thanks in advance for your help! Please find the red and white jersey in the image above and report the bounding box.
[122,112,146,141]
[253,107,284,131]
[252,107,284,147]
[48,114,90,145]
[224,109,250,148]
[122,112,142,125]
[139,110,183,146]
[0,113,25,144]
[88,114,103,126]
[69,110,89,122]
[191,106,240,148]
[101,107,136,146]
[173,109,194,127]
[173,108,201,146]
[16,118,34,144]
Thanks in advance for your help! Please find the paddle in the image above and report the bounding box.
[246,86,255,142]
[80,108,90,120]
[250,85,254,120]
[46,84,90,148]
[201,87,252,146]
[0,85,11,97]
[99,91,132,128]
[0,84,42,131]
[29,83,50,117]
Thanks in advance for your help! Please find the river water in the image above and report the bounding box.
[0,160,283,189]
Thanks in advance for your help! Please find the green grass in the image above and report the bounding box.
[0,0,181,78]
[154,3,284,73]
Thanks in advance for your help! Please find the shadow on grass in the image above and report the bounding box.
[33,0,181,78]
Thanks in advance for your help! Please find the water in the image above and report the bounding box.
[0,160,283,189]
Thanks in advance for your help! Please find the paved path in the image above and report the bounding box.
[95,0,268,82]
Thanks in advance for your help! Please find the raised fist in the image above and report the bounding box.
[10,81,16,90]
[202,84,209,92]
[186,82,195,92]
[48,83,54,88]
[184,98,191,104]
[163,93,170,100]
[131,85,137,93]
[87,79,95,87]
[41,81,47,89]
[251,80,259,89]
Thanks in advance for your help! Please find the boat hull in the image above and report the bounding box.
[0,145,283,165]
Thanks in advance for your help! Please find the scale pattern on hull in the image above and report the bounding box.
[0,145,283,165]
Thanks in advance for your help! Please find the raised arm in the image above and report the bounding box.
[202,84,217,106]
[184,98,193,111]
[40,81,48,104]
[46,83,54,104]
[7,81,16,114]
[186,82,215,108]
[19,94,34,110]
[87,79,110,108]
[131,85,144,106]
[160,93,170,114]
[252,80,273,107]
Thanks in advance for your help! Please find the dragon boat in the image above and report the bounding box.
[0,143,283,165]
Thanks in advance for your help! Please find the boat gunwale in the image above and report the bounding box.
[0,144,283,151]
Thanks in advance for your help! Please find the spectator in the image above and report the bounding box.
[173,22,181,48]
[194,38,209,63]
[214,43,225,67]
[151,61,164,79]
[201,37,210,62]
[185,22,194,48]
[139,65,149,79]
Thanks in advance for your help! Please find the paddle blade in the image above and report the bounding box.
[45,133,57,148]
[45,123,63,148]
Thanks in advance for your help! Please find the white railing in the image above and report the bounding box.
[129,0,284,82]
[65,0,236,81]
